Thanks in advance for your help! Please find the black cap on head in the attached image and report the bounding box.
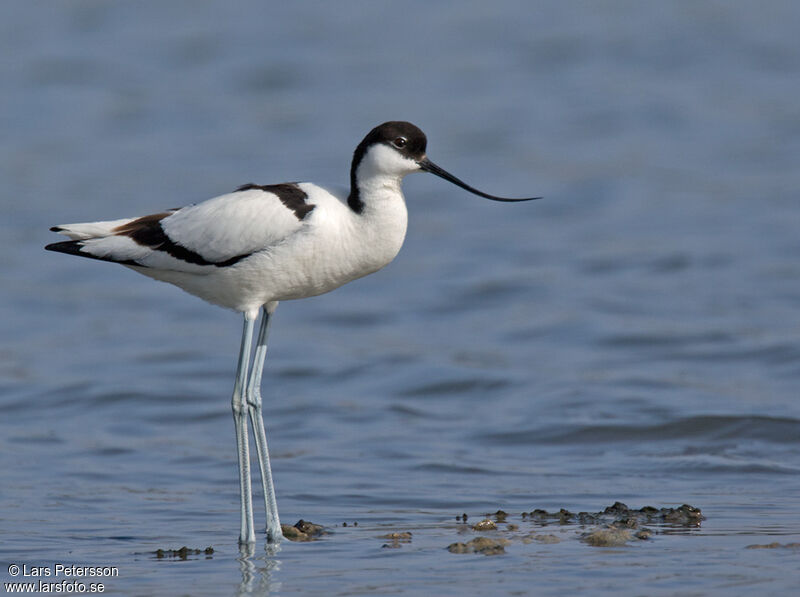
[349,121,428,212]
[354,121,427,163]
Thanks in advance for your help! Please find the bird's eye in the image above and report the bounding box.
[392,137,407,148]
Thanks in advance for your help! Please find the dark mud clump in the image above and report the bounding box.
[523,508,577,524]
[472,519,498,531]
[523,502,703,547]
[522,502,704,528]
[281,519,326,542]
[745,542,800,549]
[580,528,632,547]
[448,502,703,551]
[380,531,412,549]
[521,533,560,544]
[448,537,510,555]
[154,546,214,560]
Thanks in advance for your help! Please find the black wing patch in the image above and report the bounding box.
[45,239,139,266]
[236,183,315,221]
[114,213,249,267]
[45,212,251,268]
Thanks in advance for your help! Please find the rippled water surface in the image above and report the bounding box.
[2,1,799,595]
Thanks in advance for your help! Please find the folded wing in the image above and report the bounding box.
[47,184,315,273]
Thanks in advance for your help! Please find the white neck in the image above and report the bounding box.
[344,146,412,273]
[351,144,419,209]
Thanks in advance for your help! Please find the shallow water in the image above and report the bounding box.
[2,1,800,595]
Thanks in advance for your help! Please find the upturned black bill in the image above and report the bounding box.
[418,158,541,202]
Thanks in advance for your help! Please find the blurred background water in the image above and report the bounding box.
[1,1,799,595]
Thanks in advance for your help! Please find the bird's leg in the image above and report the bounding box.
[246,305,283,542]
[232,314,257,545]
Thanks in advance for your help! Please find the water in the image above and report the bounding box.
[2,1,799,595]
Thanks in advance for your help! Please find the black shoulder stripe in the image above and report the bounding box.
[236,182,315,220]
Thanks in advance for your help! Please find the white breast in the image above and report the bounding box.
[249,182,409,301]
[131,182,409,314]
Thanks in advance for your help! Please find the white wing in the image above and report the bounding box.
[47,184,316,273]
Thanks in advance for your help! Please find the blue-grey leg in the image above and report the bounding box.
[247,305,283,542]
[232,314,257,544]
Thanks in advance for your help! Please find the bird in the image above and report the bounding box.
[46,121,539,546]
